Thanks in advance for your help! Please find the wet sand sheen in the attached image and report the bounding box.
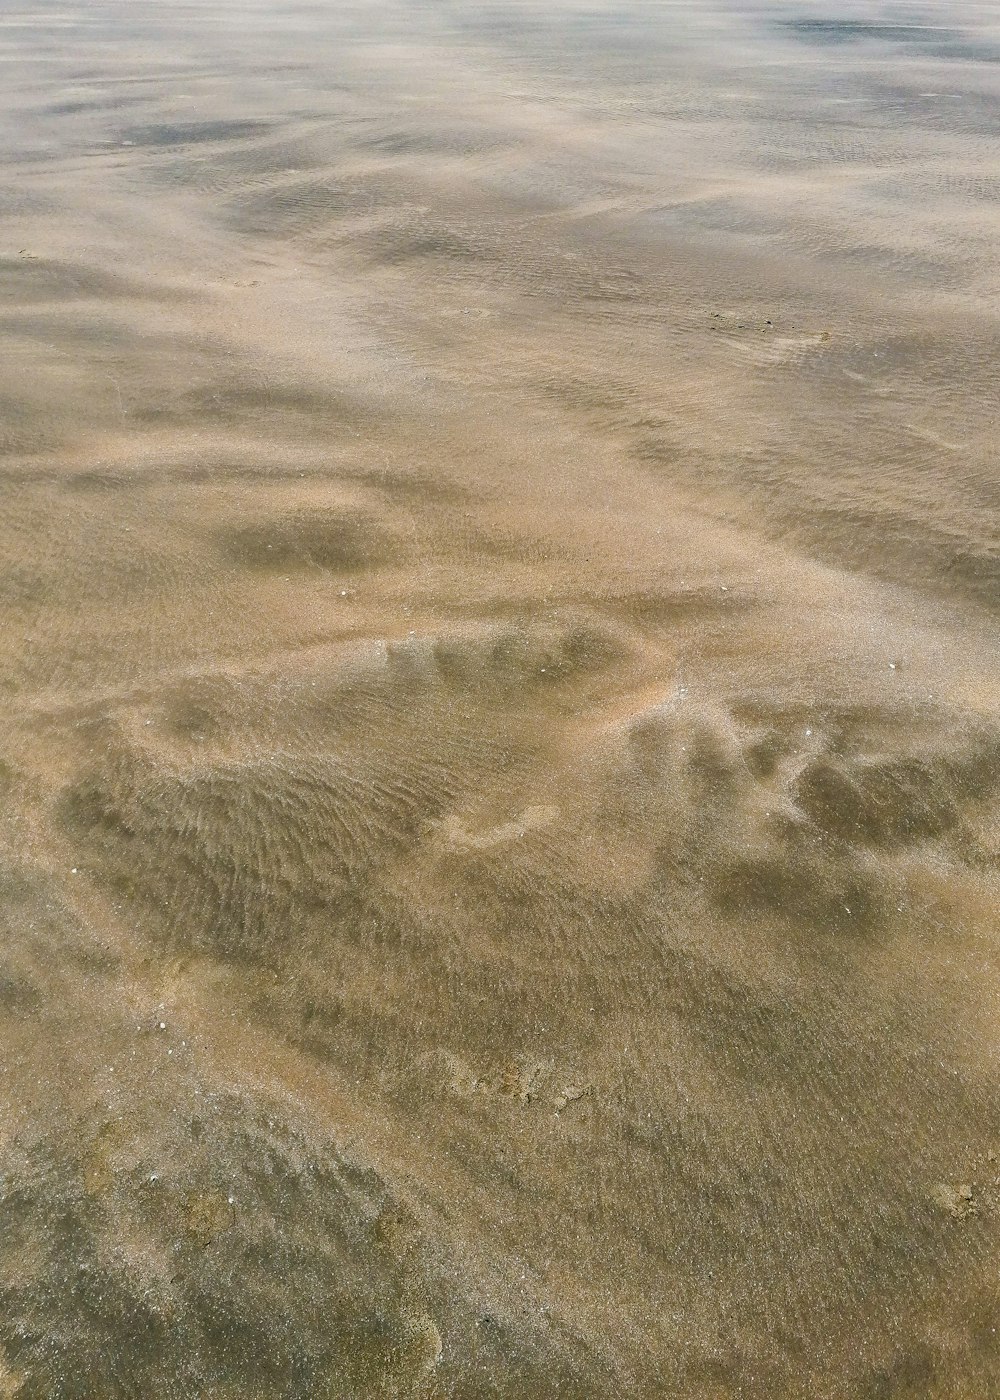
[0,1,998,1395]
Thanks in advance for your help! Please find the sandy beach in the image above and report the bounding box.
[0,1,998,1394]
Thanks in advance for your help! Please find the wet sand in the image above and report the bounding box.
[0,1,998,1395]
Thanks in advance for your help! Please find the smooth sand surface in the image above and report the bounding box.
[0,1,998,1395]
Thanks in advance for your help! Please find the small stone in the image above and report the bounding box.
[932,1182,975,1219]
[554,1084,585,1112]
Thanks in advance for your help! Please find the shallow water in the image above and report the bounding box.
[0,1,998,1395]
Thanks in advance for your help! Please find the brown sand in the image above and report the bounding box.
[0,1,998,1395]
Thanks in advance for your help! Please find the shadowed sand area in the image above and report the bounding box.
[0,1,999,1395]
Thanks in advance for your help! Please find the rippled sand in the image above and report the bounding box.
[1,1,998,1395]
